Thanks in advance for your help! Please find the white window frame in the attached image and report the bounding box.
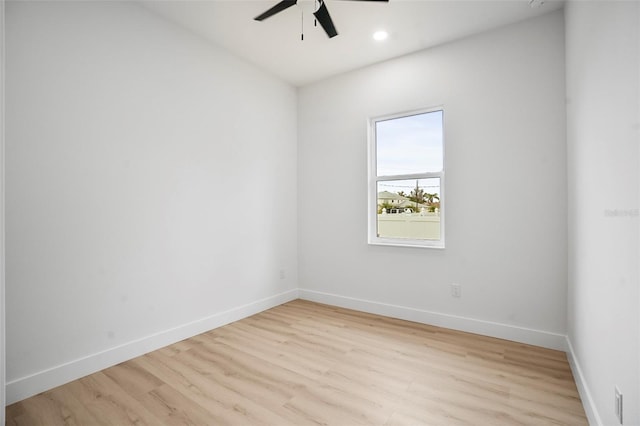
[367,106,445,249]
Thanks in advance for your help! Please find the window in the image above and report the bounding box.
[368,108,444,248]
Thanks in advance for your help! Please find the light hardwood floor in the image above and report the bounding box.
[6,300,587,425]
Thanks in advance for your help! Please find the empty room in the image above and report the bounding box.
[1,0,639,424]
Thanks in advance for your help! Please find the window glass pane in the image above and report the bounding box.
[376,110,443,176]
[376,178,441,240]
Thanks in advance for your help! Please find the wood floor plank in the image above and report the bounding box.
[136,383,222,426]
[64,372,164,426]
[131,352,274,425]
[5,300,588,425]
[5,387,101,426]
[143,342,298,425]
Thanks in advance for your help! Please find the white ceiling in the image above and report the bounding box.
[140,0,564,86]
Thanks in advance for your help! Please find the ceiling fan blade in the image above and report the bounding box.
[254,0,297,21]
[313,1,338,38]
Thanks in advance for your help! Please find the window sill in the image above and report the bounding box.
[368,239,445,249]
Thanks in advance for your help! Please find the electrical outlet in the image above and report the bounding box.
[451,283,461,298]
[615,387,623,424]
[279,269,286,280]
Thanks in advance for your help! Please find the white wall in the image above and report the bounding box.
[565,1,640,425]
[1,0,6,420]
[5,1,298,403]
[298,11,567,348]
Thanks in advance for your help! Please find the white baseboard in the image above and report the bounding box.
[6,289,299,405]
[565,337,602,426]
[298,289,567,351]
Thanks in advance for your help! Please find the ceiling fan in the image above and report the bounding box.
[254,0,389,39]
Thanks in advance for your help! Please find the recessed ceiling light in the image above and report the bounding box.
[373,30,388,41]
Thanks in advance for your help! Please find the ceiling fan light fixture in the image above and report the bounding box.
[373,30,388,41]
[254,0,389,39]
